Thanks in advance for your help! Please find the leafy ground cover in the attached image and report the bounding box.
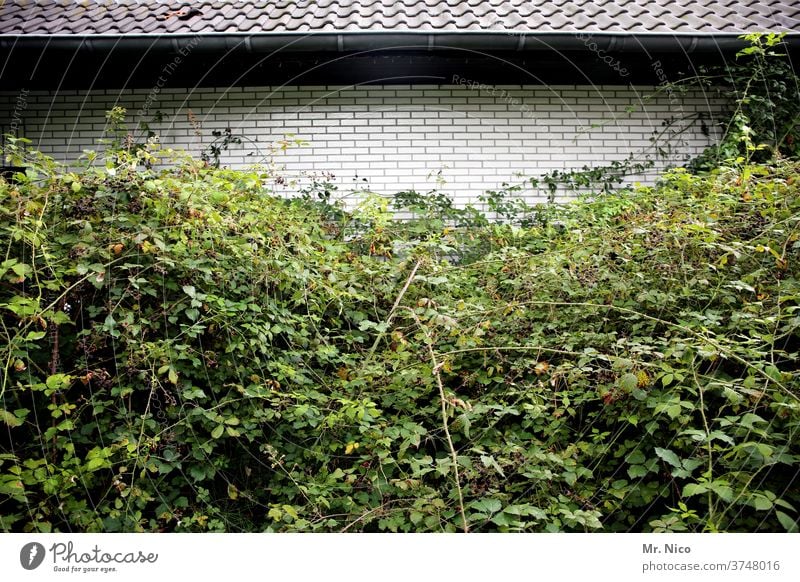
[1,134,798,532]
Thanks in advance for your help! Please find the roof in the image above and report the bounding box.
[2,0,798,90]
[1,0,799,36]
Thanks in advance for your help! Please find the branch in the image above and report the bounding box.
[365,259,421,362]
[402,306,469,533]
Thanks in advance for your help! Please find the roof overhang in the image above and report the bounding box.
[5,31,795,52]
[1,32,798,89]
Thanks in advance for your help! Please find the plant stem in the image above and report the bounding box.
[403,306,469,533]
[365,259,421,362]
[693,365,716,531]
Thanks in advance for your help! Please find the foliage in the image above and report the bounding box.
[689,33,800,171]
[1,126,799,533]
[0,33,797,534]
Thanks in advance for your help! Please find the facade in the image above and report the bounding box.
[1,1,798,204]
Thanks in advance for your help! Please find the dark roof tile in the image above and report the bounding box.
[0,0,798,35]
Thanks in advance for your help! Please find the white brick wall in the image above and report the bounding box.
[0,84,723,205]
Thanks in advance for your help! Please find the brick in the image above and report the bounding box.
[0,83,719,205]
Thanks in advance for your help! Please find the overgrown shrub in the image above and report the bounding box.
[1,133,798,532]
[688,33,800,171]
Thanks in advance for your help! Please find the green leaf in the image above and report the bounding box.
[627,465,648,479]
[666,404,682,419]
[46,374,71,390]
[457,413,471,440]
[504,504,547,520]
[11,263,29,277]
[0,409,22,428]
[472,498,502,515]
[764,365,783,383]
[182,387,206,400]
[625,449,646,465]
[707,430,735,446]
[620,373,639,392]
[749,495,773,511]
[85,457,109,472]
[654,447,681,468]
[0,258,18,273]
[709,482,734,503]
[24,331,46,341]
[188,465,205,481]
[740,413,767,429]
[776,511,799,533]
[211,424,224,439]
[491,512,512,527]
[683,483,710,497]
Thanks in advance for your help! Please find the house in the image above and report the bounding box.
[1,0,798,205]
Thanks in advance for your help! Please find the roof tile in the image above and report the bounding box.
[0,0,798,36]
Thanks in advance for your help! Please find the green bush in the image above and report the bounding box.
[1,135,799,532]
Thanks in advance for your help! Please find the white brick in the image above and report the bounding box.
[0,84,718,204]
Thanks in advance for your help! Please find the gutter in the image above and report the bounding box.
[2,32,798,53]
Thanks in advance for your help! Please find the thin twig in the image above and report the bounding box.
[692,364,716,531]
[402,306,469,533]
[365,259,421,362]
[339,501,394,533]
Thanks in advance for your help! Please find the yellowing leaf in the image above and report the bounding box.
[0,409,22,428]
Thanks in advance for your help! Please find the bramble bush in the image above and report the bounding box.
[1,133,798,532]
[1,34,799,533]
